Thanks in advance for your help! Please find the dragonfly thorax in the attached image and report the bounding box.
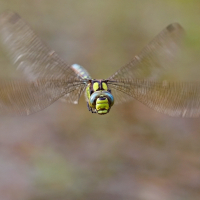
[86,79,114,115]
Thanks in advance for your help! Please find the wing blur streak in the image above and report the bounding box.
[0,11,75,80]
[109,23,185,81]
[0,79,85,115]
[107,23,200,117]
[0,11,87,114]
[109,79,200,117]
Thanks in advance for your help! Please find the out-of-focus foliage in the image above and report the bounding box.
[0,0,200,200]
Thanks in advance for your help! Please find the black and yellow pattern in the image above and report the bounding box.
[85,79,114,114]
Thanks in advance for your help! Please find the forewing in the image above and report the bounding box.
[108,79,200,117]
[109,23,185,81]
[0,11,87,104]
[0,79,86,115]
[108,23,185,104]
[0,11,77,80]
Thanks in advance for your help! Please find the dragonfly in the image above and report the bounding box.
[0,11,199,117]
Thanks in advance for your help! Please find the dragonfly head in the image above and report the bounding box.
[90,91,114,115]
[87,79,114,115]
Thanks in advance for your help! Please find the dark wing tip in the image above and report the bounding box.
[0,10,20,25]
[166,23,184,32]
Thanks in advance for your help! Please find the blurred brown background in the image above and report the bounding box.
[0,0,200,200]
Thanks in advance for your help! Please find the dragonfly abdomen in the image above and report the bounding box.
[71,64,91,79]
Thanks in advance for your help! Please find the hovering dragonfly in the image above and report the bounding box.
[0,11,199,117]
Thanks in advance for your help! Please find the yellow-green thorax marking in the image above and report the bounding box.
[86,79,114,115]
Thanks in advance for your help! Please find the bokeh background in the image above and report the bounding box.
[0,0,200,200]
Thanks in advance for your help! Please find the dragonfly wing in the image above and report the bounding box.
[60,64,90,104]
[108,85,134,104]
[60,84,87,104]
[108,23,185,104]
[0,11,75,80]
[0,11,87,104]
[109,23,185,81]
[108,79,200,117]
[0,79,86,115]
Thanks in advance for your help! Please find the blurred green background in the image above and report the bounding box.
[0,0,200,200]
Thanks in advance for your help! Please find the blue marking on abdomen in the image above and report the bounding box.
[71,64,91,79]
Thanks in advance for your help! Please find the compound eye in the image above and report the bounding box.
[102,82,108,90]
[93,82,99,91]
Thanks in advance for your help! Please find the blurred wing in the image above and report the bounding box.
[108,79,200,118]
[108,23,185,104]
[109,23,185,81]
[0,79,86,116]
[0,11,87,103]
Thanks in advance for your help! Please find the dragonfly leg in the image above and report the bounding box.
[87,102,94,113]
[87,102,91,111]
